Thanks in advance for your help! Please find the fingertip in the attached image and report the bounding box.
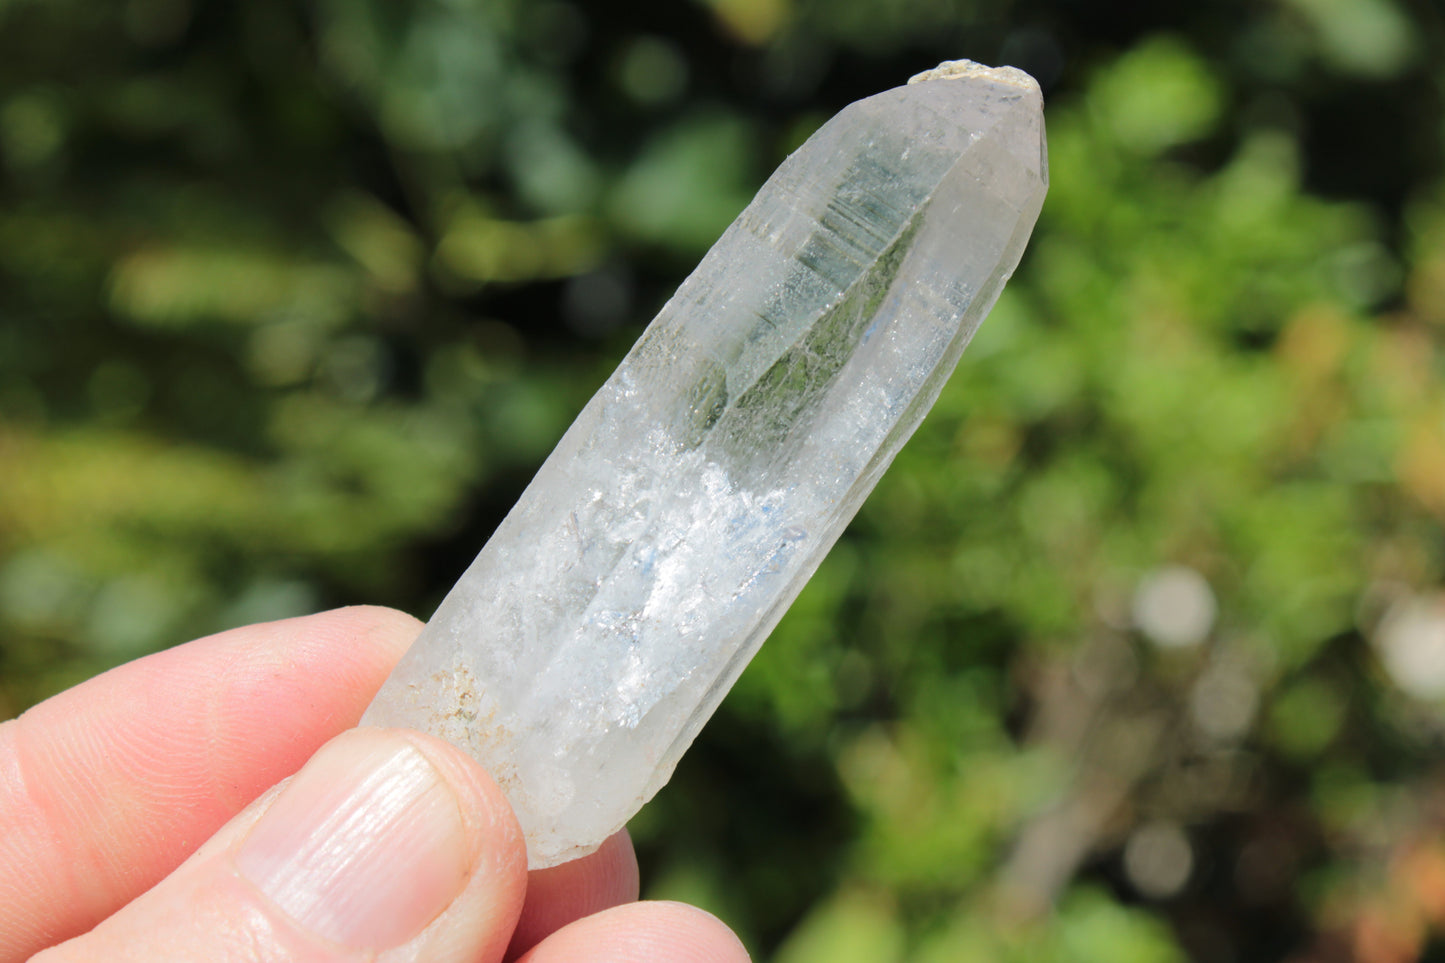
[517,900,751,963]
[641,903,752,963]
[204,606,425,788]
[281,605,423,675]
[325,605,425,659]
[506,829,640,960]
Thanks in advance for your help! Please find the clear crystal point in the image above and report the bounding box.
[362,61,1048,867]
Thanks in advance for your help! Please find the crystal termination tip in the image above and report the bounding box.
[908,59,1041,95]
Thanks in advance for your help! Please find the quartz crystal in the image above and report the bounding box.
[362,61,1048,867]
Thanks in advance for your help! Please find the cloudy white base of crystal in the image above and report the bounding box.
[362,60,1048,867]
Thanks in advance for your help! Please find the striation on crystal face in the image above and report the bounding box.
[361,61,1049,867]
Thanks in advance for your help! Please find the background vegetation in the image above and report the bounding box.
[4,0,1445,960]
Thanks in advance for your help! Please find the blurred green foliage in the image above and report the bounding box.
[4,0,1445,960]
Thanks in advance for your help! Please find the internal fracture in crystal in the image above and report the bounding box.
[362,60,1049,867]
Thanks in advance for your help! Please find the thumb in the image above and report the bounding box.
[36,728,528,963]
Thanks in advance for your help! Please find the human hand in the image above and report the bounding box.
[0,606,749,962]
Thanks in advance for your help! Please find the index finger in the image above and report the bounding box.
[0,605,421,962]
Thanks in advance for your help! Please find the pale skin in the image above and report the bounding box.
[0,606,751,962]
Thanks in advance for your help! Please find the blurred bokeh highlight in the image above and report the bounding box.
[4,1,1445,960]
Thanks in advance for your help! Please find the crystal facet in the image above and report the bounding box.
[362,61,1048,867]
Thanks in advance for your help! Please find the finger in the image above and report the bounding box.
[35,727,528,963]
[0,606,421,962]
[506,830,640,961]
[516,901,751,963]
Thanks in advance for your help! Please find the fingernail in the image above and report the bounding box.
[236,733,471,949]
